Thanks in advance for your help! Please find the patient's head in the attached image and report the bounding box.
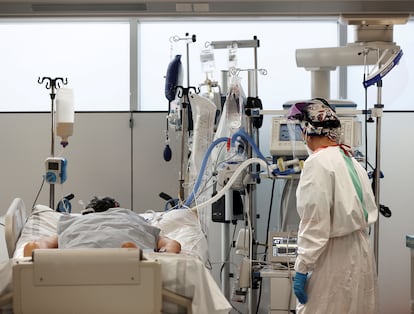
[85,196,120,213]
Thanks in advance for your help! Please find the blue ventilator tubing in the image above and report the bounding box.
[184,129,269,207]
[231,128,296,176]
[231,128,269,163]
[183,127,300,208]
[184,137,228,207]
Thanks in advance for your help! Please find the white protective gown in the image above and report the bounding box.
[294,146,379,314]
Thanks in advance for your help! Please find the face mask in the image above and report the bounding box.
[304,142,314,155]
[303,131,314,155]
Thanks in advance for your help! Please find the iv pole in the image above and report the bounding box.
[170,33,196,201]
[38,76,68,209]
[210,36,261,314]
[361,44,403,270]
[372,80,383,272]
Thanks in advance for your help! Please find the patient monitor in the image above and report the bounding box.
[270,102,362,157]
[270,118,305,157]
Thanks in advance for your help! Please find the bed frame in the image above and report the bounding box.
[13,248,162,314]
[4,198,193,314]
[5,198,26,258]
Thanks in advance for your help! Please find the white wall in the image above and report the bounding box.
[132,112,181,212]
[0,112,180,215]
[0,113,50,212]
[378,112,414,314]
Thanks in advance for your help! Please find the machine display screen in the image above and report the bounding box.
[272,235,298,256]
[268,232,298,263]
[279,123,303,141]
[48,162,59,170]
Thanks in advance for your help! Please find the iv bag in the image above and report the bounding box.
[228,45,238,70]
[56,87,75,147]
[200,48,215,74]
[225,76,244,131]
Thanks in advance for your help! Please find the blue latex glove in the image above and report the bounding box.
[294,272,308,304]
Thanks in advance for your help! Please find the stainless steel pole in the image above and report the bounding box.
[49,85,56,209]
[373,80,383,272]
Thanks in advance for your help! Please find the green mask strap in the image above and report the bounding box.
[340,149,368,222]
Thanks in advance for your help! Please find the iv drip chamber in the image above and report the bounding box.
[56,87,74,147]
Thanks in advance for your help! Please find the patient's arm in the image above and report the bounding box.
[23,235,59,257]
[157,236,181,253]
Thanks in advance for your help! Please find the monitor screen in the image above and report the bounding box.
[279,123,303,142]
[268,231,298,263]
[270,117,307,157]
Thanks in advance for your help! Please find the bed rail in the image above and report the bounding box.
[5,198,26,258]
[163,288,192,314]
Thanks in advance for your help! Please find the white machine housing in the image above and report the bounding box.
[270,114,361,157]
[45,157,67,184]
[260,269,297,314]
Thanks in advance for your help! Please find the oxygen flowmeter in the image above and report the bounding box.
[45,157,67,184]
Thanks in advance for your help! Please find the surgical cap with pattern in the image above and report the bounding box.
[287,99,341,142]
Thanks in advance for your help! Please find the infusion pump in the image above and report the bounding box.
[270,116,361,157]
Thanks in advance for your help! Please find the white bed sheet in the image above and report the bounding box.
[145,252,231,314]
[4,204,230,314]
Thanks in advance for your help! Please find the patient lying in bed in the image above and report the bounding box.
[23,196,181,257]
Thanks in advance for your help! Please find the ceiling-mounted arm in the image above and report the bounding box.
[296,42,401,69]
[295,14,408,99]
[295,42,403,97]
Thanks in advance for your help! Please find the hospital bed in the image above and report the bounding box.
[0,198,231,314]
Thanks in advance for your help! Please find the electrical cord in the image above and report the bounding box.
[286,230,294,313]
[255,178,276,314]
[230,303,243,314]
[219,221,238,284]
[190,157,270,212]
[31,176,46,212]
[264,179,276,260]
[218,220,244,314]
